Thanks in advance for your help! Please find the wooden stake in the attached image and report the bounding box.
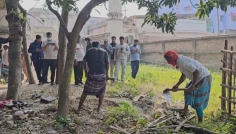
[221,40,227,110]
[228,46,233,114]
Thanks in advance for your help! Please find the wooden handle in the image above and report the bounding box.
[164,88,187,93]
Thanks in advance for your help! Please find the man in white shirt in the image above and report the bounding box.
[114,36,130,82]
[74,38,85,85]
[164,50,212,123]
[2,44,9,67]
[42,32,59,85]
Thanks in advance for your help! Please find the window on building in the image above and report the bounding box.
[184,7,191,12]
[231,16,236,21]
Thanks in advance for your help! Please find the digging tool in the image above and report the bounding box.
[163,88,187,103]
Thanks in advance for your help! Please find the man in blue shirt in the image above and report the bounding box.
[130,39,141,79]
[28,35,44,85]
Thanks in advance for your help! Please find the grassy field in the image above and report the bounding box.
[108,63,222,113]
[72,63,236,133]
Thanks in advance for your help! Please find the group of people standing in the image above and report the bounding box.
[73,36,142,85]
[28,32,58,85]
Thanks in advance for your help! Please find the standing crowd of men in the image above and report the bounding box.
[28,32,59,85]
[28,33,142,87]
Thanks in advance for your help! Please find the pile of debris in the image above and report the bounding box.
[107,91,218,134]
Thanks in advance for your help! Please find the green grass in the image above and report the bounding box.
[106,63,235,133]
[110,63,222,114]
[71,63,235,133]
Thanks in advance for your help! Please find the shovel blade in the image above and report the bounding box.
[163,91,172,103]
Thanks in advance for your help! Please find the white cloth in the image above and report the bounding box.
[42,40,58,59]
[2,49,9,66]
[74,43,85,61]
[177,55,210,83]
[114,43,130,60]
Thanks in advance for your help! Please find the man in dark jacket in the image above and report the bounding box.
[28,35,44,84]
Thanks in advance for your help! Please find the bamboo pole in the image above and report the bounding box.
[221,40,227,110]
[227,46,233,114]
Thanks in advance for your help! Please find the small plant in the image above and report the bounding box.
[97,130,105,134]
[136,118,148,129]
[54,116,71,130]
[74,118,84,125]
[105,117,117,125]
[108,102,138,119]
[127,87,139,96]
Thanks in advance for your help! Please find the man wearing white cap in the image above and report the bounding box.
[100,39,113,76]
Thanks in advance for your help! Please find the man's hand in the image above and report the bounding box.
[36,48,41,52]
[172,85,179,92]
[74,60,78,66]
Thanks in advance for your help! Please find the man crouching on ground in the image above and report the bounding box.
[75,41,108,114]
[163,50,212,123]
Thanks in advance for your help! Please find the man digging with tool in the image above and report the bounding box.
[163,50,212,123]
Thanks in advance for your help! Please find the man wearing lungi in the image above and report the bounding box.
[75,41,108,114]
[164,50,212,122]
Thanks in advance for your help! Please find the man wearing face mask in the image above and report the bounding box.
[130,39,141,79]
[42,32,59,85]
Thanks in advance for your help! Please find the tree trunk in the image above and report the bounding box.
[57,36,77,119]
[45,0,107,119]
[19,4,35,84]
[5,0,22,100]
[55,8,68,84]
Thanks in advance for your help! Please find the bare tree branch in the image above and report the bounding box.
[28,0,41,13]
[45,0,69,37]
[27,13,44,26]
[71,0,108,35]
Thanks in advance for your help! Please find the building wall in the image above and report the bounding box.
[132,17,207,34]
[140,35,236,69]
[0,1,8,36]
[158,0,236,34]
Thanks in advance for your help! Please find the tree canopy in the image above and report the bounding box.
[46,0,236,34]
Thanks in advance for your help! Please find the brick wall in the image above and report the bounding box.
[140,35,236,70]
